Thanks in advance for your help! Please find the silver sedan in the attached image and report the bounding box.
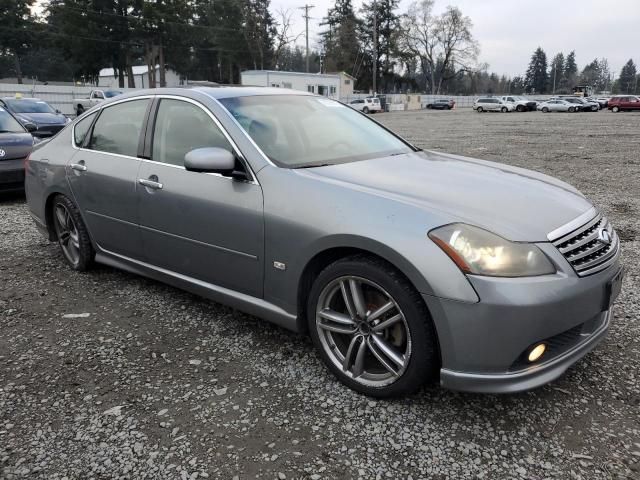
[25,88,623,397]
[537,99,578,113]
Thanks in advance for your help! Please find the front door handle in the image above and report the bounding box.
[139,177,163,190]
[71,161,87,172]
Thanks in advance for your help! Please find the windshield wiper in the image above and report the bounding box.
[294,163,335,169]
[0,129,21,133]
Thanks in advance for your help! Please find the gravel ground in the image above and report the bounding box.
[1,109,639,480]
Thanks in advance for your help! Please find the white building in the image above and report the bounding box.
[240,70,355,100]
[98,65,184,89]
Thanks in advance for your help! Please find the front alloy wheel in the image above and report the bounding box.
[316,276,411,387]
[308,256,438,397]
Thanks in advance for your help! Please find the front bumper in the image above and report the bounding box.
[0,158,25,191]
[423,249,622,394]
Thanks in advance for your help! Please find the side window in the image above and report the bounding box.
[73,111,97,147]
[151,99,233,167]
[88,99,149,157]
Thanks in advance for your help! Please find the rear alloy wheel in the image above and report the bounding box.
[52,195,94,271]
[308,256,438,397]
[612,106,620,113]
[363,107,370,114]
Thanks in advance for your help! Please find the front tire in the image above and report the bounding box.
[612,106,620,113]
[307,255,439,398]
[363,107,370,114]
[501,107,508,113]
[76,104,85,116]
[476,107,483,113]
[516,105,525,112]
[568,107,575,113]
[52,195,94,271]
[542,107,549,113]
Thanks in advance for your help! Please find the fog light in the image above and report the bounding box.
[528,343,546,363]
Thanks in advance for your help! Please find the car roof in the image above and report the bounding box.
[108,86,315,102]
[1,97,44,101]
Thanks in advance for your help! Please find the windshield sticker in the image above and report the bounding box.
[316,98,345,108]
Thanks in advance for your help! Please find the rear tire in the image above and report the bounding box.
[476,107,483,113]
[516,105,525,112]
[501,107,508,113]
[542,107,549,113]
[307,255,439,398]
[568,107,575,113]
[363,107,370,114]
[52,195,94,271]
[612,106,620,113]
[76,104,85,116]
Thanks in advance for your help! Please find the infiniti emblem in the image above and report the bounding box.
[597,228,612,245]
[0,149,5,158]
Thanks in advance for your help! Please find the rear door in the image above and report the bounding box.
[67,97,151,259]
[137,97,264,297]
[627,97,640,110]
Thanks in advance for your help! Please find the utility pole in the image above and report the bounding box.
[552,63,556,94]
[300,4,315,73]
[372,0,378,94]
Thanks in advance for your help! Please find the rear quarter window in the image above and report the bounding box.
[73,112,97,147]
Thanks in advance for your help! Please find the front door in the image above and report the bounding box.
[67,98,150,259]
[137,98,264,298]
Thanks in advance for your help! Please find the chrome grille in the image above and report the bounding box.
[551,213,619,276]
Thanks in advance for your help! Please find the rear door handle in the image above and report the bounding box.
[139,178,163,190]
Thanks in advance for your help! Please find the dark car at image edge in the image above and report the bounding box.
[0,105,35,192]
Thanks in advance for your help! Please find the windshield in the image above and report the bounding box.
[219,95,413,168]
[0,108,25,133]
[5,99,55,114]
[104,91,123,98]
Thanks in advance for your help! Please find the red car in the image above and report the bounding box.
[607,95,640,112]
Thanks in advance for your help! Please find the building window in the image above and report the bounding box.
[283,82,292,89]
[307,85,315,93]
[344,79,351,85]
[330,86,337,95]
[271,83,280,88]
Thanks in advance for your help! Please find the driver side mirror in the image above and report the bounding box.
[24,122,37,133]
[184,147,238,175]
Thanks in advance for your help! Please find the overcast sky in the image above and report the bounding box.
[272,0,640,77]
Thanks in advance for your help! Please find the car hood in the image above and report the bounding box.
[0,132,33,160]
[15,112,67,125]
[300,151,593,242]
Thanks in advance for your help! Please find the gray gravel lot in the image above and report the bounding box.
[1,109,639,480]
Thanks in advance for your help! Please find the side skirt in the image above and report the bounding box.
[95,248,300,332]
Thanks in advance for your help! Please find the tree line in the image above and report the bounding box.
[1,0,638,96]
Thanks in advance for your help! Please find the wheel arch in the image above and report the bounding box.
[295,240,433,334]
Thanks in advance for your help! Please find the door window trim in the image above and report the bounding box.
[71,95,154,161]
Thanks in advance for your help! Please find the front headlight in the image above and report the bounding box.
[429,224,555,277]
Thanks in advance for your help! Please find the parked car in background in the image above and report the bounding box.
[473,97,514,112]
[550,96,585,112]
[559,96,600,112]
[595,97,610,109]
[607,95,640,112]
[500,96,537,112]
[537,100,578,113]
[0,105,35,192]
[73,89,123,116]
[0,97,70,138]
[25,87,622,397]
[348,97,382,114]
[426,99,455,110]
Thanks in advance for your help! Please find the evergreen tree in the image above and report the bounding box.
[564,50,578,88]
[0,0,36,83]
[320,0,361,75]
[360,0,401,92]
[618,59,637,94]
[524,47,548,93]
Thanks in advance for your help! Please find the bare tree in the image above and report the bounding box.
[400,0,479,93]
[272,8,303,70]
